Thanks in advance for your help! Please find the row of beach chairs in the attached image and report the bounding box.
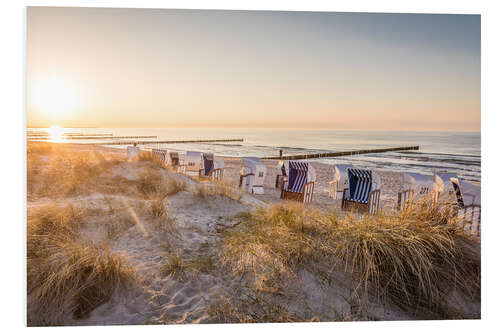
[127,146,225,181]
[127,146,480,235]
[327,163,481,235]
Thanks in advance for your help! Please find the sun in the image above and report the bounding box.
[47,125,64,141]
[32,76,79,119]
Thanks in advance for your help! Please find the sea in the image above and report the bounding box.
[28,128,481,182]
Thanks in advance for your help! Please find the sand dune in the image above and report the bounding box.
[26,143,480,325]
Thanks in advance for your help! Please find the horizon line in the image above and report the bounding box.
[26,125,481,133]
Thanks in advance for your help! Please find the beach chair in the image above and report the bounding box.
[328,164,354,199]
[126,146,141,160]
[200,153,224,181]
[186,151,204,177]
[341,168,381,214]
[279,161,315,203]
[451,177,481,236]
[168,151,186,173]
[152,148,169,166]
[398,173,443,210]
[239,157,266,194]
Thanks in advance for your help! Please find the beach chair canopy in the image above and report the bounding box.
[332,163,354,190]
[402,172,444,196]
[242,157,266,185]
[243,157,265,174]
[451,178,481,206]
[201,153,224,176]
[186,151,204,172]
[286,161,316,193]
[346,168,381,204]
[152,148,170,164]
[332,164,354,182]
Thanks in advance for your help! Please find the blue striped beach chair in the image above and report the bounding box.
[451,177,481,236]
[280,161,315,203]
[341,168,381,214]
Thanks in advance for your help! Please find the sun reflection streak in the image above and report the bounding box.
[121,197,149,237]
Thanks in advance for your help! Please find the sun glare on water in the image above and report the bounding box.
[47,125,64,142]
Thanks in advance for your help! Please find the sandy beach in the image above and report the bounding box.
[26,142,481,325]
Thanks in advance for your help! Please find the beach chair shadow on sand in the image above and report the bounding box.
[279,161,316,203]
[341,168,381,214]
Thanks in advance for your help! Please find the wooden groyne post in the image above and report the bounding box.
[28,135,158,140]
[264,146,419,160]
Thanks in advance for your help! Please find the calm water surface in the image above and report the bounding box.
[28,128,481,182]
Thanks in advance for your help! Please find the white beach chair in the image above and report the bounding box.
[451,177,481,236]
[341,168,381,214]
[280,161,315,203]
[186,151,204,177]
[398,172,444,210]
[239,157,266,194]
[328,164,354,199]
[168,151,186,173]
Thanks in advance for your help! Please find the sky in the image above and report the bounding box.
[26,7,480,131]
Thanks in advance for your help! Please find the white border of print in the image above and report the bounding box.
[1,0,497,332]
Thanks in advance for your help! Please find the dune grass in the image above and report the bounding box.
[195,180,243,202]
[219,202,480,319]
[27,204,136,326]
[27,142,133,198]
[207,291,318,323]
[136,150,170,169]
[27,142,186,201]
[166,176,187,195]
